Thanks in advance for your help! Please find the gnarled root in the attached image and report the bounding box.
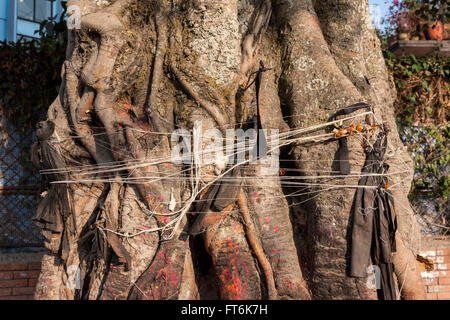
[393,237,426,300]
[204,214,262,300]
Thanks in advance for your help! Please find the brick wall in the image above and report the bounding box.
[0,252,43,300]
[419,236,450,300]
[0,262,41,300]
[1,239,450,300]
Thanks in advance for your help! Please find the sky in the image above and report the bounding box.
[368,0,391,30]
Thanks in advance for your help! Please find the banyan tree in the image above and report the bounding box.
[32,0,426,300]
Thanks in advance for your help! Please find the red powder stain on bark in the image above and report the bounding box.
[169,270,180,287]
[228,241,237,248]
[253,192,258,199]
[287,281,293,291]
[158,196,163,202]
[152,254,181,296]
[141,226,152,239]
[267,217,271,222]
[231,223,243,232]
[274,226,279,233]
[138,121,150,130]
[220,258,245,299]
[242,262,250,275]
[167,163,171,169]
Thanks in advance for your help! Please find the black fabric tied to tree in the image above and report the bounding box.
[349,127,398,300]
[329,104,397,299]
[31,120,75,262]
[252,61,269,161]
[329,102,372,175]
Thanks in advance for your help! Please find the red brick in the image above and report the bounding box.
[436,249,450,256]
[28,262,41,271]
[435,263,448,271]
[437,291,450,300]
[13,271,40,279]
[423,270,450,277]
[427,285,446,293]
[438,285,450,292]
[426,293,438,300]
[423,278,438,285]
[428,284,450,293]
[0,264,28,271]
[28,278,38,287]
[12,287,35,296]
[0,295,29,300]
[439,277,450,285]
[0,272,13,280]
[420,250,436,257]
[421,271,439,278]
[0,279,28,288]
[0,288,12,297]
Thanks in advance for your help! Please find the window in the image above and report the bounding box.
[17,0,56,40]
[18,0,54,23]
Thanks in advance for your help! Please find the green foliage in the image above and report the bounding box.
[383,1,448,38]
[386,48,449,220]
[407,0,449,29]
[384,50,449,124]
[0,11,67,185]
[385,50,449,79]
[399,123,449,204]
[0,14,67,132]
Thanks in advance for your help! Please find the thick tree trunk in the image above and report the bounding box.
[34,0,425,300]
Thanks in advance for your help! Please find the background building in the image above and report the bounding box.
[0,0,63,42]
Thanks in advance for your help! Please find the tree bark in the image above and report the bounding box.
[34,0,425,300]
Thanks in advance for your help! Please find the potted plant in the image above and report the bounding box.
[387,1,418,40]
[424,21,444,40]
[409,0,448,40]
